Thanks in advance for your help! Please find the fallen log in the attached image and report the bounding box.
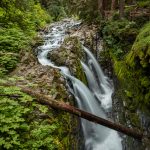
[0,83,145,140]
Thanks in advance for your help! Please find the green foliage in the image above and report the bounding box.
[0,1,77,149]
[0,85,63,149]
[137,0,150,8]
[0,53,18,76]
[0,26,28,76]
[0,27,24,76]
[0,0,51,31]
[0,0,51,76]
[48,4,66,21]
[0,27,29,53]
[28,3,51,29]
[77,0,100,23]
[62,0,100,23]
[39,0,67,21]
[125,22,150,112]
[127,22,150,68]
[109,22,150,114]
[102,20,138,59]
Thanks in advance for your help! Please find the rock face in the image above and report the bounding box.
[47,36,87,84]
[48,37,82,67]
[14,51,69,100]
[69,23,103,59]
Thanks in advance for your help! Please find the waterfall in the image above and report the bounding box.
[37,19,122,150]
[82,46,105,85]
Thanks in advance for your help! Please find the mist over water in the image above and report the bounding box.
[37,19,122,150]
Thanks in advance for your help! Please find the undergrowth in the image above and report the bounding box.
[0,84,63,149]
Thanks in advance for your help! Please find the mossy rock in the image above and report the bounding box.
[128,112,141,127]
[112,22,150,114]
[48,36,87,84]
[126,22,150,68]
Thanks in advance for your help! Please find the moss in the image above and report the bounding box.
[101,7,150,148]
[51,108,79,150]
[75,61,87,85]
[140,77,150,87]
[101,21,150,145]
[137,0,150,8]
[126,23,150,112]
[128,113,141,127]
[64,37,87,84]
[127,22,150,67]
[109,22,150,114]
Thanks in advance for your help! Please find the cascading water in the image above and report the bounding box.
[37,19,122,150]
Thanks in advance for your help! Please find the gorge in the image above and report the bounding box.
[37,19,122,150]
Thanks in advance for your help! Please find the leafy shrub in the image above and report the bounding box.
[0,27,29,53]
[48,5,66,21]
[0,85,62,149]
[0,27,28,76]
[102,20,138,59]
[0,54,18,76]
[29,3,51,29]
[137,0,150,8]
[0,0,51,31]
[0,0,52,76]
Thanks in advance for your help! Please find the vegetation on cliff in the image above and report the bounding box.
[125,22,150,112]
[101,16,150,115]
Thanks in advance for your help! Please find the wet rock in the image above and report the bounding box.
[47,36,84,76]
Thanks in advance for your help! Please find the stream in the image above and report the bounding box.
[37,19,122,150]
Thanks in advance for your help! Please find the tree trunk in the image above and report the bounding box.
[98,0,104,17]
[111,0,116,11]
[119,0,125,18]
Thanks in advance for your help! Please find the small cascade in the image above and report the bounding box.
[37,19,122,150]
[81,61,100,93]
[82,46,105,85]
[82,46,113,109]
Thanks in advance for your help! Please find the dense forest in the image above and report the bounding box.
[0,0,150,149]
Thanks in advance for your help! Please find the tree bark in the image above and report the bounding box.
[119,0,125,18]
[98,0,104,17]
[0,83,144,140]
[111,0,116,11]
